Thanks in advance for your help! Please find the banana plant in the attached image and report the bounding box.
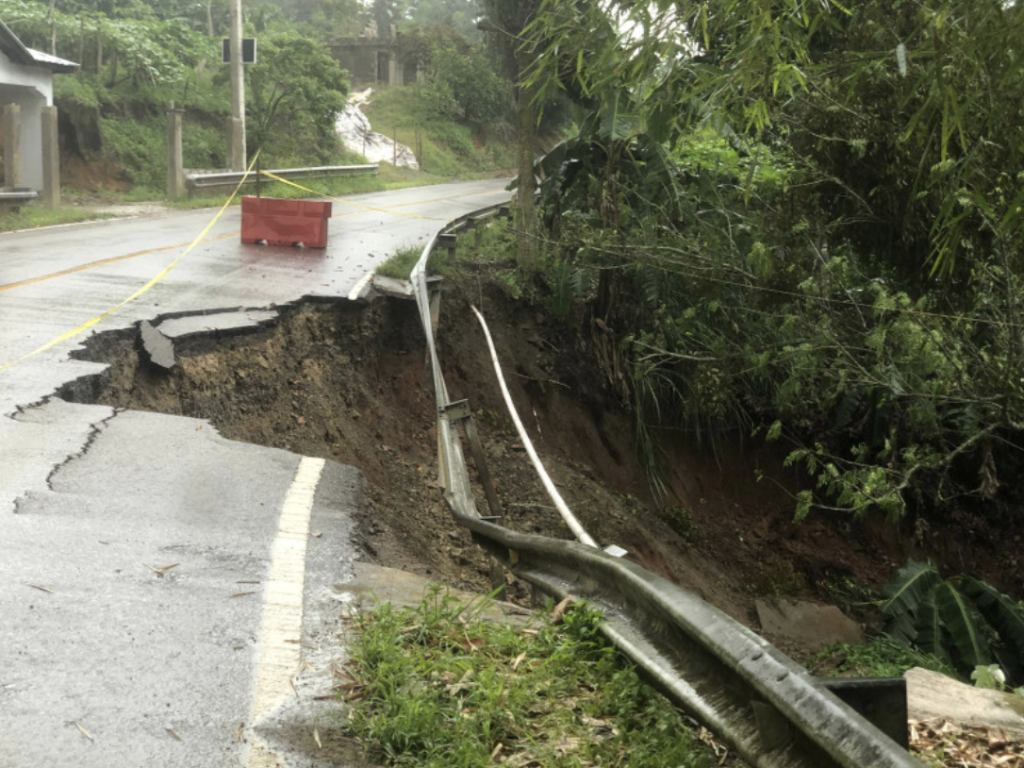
[882,560,1024,681]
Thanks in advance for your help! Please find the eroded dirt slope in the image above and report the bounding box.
[59,289,903,631]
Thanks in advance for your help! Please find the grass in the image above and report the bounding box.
[809,636,960,681]
[376,215,517,283]
[342,587,712,768]
[0,204,113,233]
[363,86,516,180]
[376,245,424,280]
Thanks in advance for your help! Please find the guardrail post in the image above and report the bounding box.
[817,678,909,749]
[443,399,503,523]
[428,278,442,335]
[752,700,794,754]
[438,232,458,261]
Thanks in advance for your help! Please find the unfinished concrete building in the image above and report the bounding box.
[330,23,419,88]
[0,19,77,204]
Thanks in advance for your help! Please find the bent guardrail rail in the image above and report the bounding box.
[185,163,379,192]
[408,202,926,768]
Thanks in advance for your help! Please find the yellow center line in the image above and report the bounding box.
[0,152,261,373]
[0,234,237,293]
[0,186,505,295]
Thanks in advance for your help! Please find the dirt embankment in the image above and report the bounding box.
[59,287,921,631]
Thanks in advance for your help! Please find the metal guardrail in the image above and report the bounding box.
[407,203,927,768]
[185,164,379,192]
[0,190,38,203]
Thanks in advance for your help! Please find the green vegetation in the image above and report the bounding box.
[376,244,423,280]
[810,636,959,681]
[344,587,710,768]
[0,0,358,191]
[453,0,1024,562]
[0,205,111,233]
[0,0,515,204]
[881,561,1024,682]
[363,86,515,179]
[426,218,527,303]
[246,31,349,164]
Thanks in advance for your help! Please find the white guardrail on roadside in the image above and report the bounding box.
[407,204,928,768]
[185,164,379,192]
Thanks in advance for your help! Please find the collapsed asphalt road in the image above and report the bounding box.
[0,179,510,767]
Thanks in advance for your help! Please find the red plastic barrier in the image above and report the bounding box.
[240,196,332,249]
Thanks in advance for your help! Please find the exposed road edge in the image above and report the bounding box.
[247,456,326,767]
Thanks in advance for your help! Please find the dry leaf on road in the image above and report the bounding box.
[142,563,179,578]
[551,597,576,625]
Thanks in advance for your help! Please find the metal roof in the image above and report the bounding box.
[0,19,78,74]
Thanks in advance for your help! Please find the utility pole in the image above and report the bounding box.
[228,0,246,170]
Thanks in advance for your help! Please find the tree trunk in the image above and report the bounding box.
[78,16,84,75]
[96,25,103,72]
[515,81,538,269]
[48,0,57,55]
[206,0,215,36]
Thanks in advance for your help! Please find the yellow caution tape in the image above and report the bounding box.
[1,174,499,296]
[0,151,261,374]
[257,170,434,220]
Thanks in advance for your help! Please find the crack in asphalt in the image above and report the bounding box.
[8,406,120,515]
[43,408,121,493]
[5,395,54,422]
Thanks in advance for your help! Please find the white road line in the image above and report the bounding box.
[348,270,374,301]
[248,456,325,766]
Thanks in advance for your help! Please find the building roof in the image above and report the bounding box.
[0,19,78,74]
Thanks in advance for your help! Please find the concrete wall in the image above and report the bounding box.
[331,39,403,87]
[331,41,382,86]
[0,49,53,191]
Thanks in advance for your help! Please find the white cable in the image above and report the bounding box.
[470,304,598,548]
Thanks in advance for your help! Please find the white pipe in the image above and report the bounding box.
[470,305,598,548]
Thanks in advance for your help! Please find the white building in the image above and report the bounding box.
[0,19,76,191]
